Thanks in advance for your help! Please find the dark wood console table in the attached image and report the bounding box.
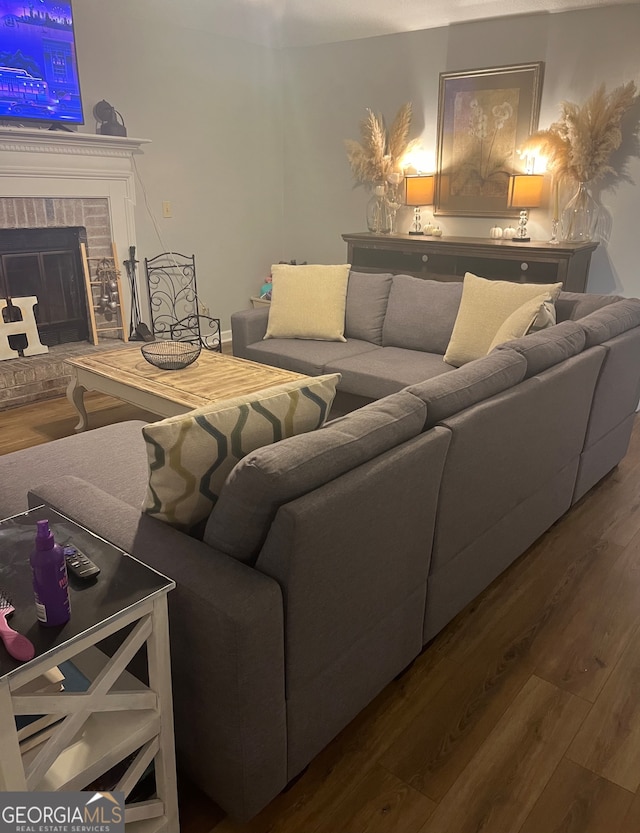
[342,233,598,293]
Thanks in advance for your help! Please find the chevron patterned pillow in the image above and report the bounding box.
[141,373,340,533]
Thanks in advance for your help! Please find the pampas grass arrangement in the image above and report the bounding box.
[526,81,637,184]
[345,102,417,187]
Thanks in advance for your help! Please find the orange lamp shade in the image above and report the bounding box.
[405,175,435,207]
[508,174,544,208]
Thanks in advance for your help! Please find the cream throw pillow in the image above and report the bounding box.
[264,263,351,341]
[444,272,563,366]
[487,294,556,352]
[142,373,340,532]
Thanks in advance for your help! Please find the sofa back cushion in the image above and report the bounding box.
[141,374,340,533]
[344,271,393,345]
[555,291,622,323]
[407,349,527,429]
[204,389,427,563]
[382,275,463,354]
[576,298,640,347]
[493,320,586,378]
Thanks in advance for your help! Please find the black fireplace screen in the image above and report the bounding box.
[0,227,89,346]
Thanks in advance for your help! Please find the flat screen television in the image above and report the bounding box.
[0,0,83,125]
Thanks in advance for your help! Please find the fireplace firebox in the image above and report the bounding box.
[0,227,90,347]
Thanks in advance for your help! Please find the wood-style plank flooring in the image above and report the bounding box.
[3,393,640,833]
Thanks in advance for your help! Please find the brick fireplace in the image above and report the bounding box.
[0,126,149,408]
[0,196,111,257]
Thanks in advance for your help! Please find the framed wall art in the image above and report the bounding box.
[434,62,544,217]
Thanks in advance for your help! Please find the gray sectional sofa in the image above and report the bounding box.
[1,272,640,822]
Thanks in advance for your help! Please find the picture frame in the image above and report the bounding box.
[434,62,544,218]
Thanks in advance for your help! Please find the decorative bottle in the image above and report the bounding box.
[30,520,70,627]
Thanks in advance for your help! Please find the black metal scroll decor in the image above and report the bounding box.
[143,252,221,351]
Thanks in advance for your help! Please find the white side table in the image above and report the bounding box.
[0,506,179,833]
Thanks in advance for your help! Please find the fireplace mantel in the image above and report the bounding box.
[0,126,150,157]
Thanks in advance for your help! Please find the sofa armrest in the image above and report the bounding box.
[28,476,286,822]
[231,307,269,358]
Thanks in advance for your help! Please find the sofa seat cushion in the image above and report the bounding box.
[264,263,351,341]
[325,347,454,400]
[444,272,563,367]
[345,271,393,345]
[204,390,427,563]
[407,349,527,429]
[0,421,150,521]
[141,375,340,533]
[577,298,640,347]
[242,338,379,377]
[382,275,463,354]
[493,320,586,378]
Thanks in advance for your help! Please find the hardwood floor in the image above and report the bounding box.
[4,394,640,833]
[0,390,158,454]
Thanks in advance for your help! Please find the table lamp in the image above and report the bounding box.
[404,174,434,235]
[507,174,544,242]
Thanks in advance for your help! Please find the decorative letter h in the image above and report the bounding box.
[0,297,48,361]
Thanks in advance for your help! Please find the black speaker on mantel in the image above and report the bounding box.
[93,100,127,137]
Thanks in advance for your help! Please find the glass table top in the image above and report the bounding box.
[0,505,174,679]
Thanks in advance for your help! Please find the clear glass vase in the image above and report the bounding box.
[386,172,403,234]
[561,181,599,242]
[366,183,391,234]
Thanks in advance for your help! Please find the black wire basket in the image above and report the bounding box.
[141,340,201,370]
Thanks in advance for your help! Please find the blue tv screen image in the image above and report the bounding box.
[0,0,83,124]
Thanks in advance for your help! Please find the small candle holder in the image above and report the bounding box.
[549,218,560,245]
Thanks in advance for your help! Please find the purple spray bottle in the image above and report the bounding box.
[30,519,71,627]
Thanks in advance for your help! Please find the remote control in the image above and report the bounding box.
[63,545,100,580]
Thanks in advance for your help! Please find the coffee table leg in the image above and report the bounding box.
[67,374,89,432]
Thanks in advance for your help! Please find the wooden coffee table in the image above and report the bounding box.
[65,345,308,432]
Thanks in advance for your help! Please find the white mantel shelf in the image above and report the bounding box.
[0,126,150,157]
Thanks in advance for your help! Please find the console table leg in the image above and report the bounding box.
[66,375,88,433]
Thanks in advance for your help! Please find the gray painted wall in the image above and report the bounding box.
[74,2,639,328]
[281,6,640,296]
[74,0,284,331]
